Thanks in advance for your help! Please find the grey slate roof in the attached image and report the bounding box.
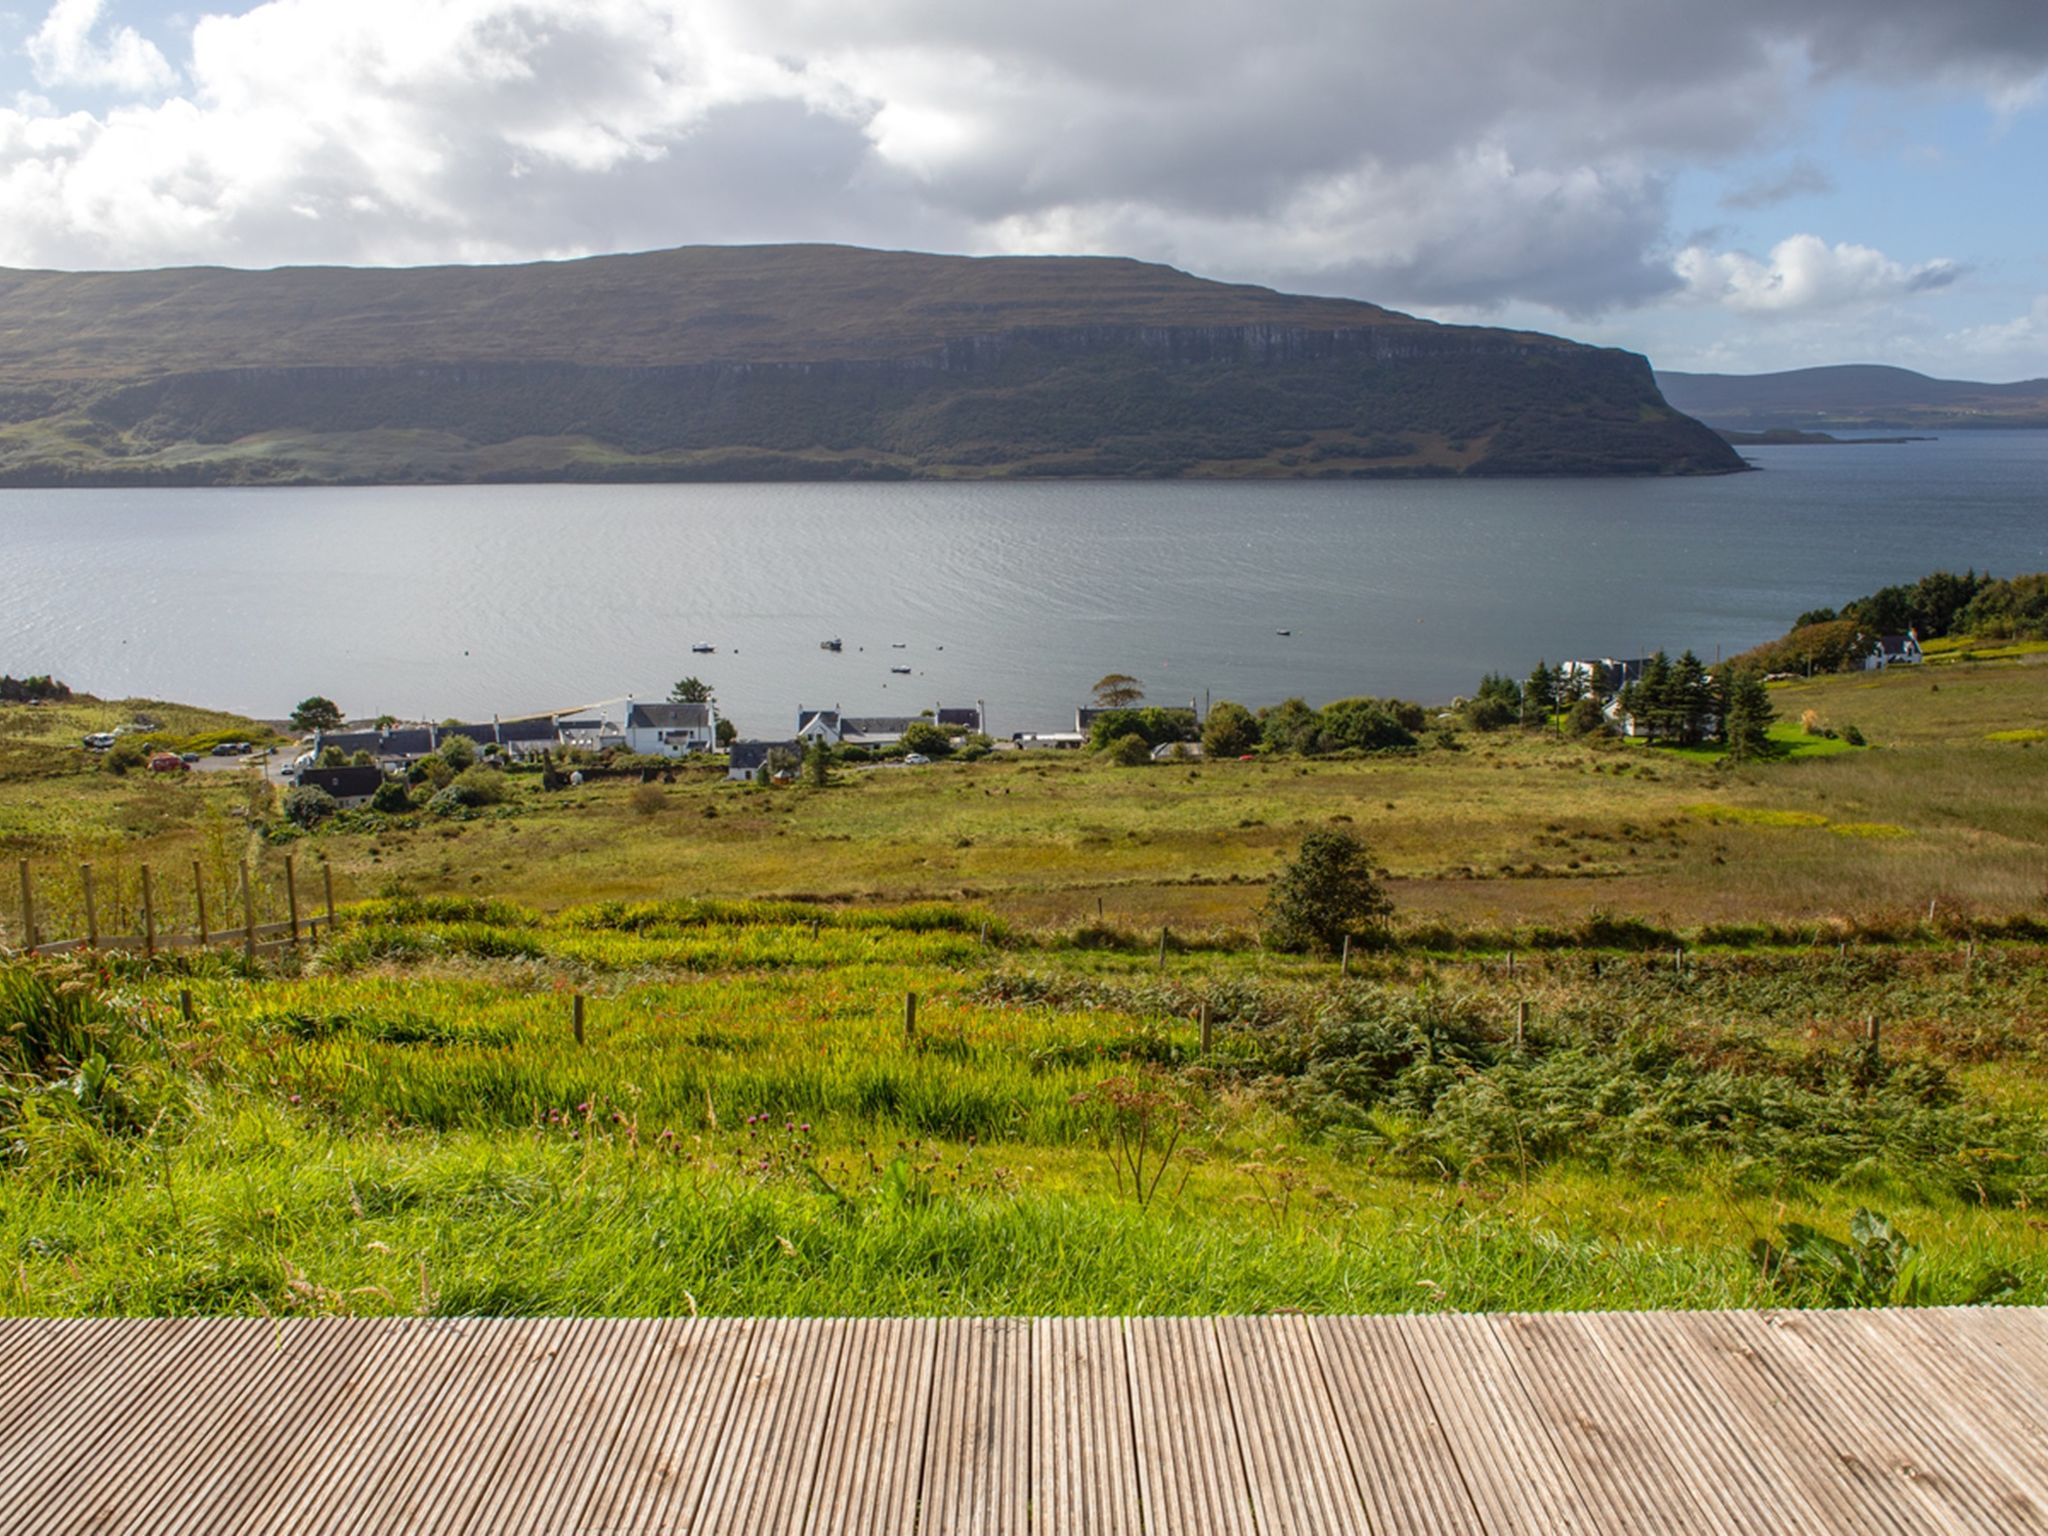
[936,707,982,730]
[496,716,561,742]
[380,728,436,757]
[313,730,384,756]
[628,702,713,730]
[841,716,921,736]
[728,740,799,772]
[298,766,385,800]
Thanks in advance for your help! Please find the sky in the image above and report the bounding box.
[1,0,2045,379]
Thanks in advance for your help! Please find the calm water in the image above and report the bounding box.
[4,434,2046,737]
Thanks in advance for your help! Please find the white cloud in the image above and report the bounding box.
[27,0,177,94]
[1674,234,1961,315]
[1946,296,2048,372]
[0,0,2037,348]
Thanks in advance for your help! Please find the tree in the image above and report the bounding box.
[899,720,953,757]
[805,735,830,787]
[670,677,714,704]
[373,714,397,730]
[1464,673,1521,732]
[715,718,738,748]
[1092,673,1145,708]
[1258,698,1321,755]
[1315,697,1416,752]
[1523,661,1556,729]
[1670,651,1712,746]
[291,696,343,733]
[1261,829,1393,954]
[370,777,412,814]
[282,784,339,827]
[1720,666,1776,761]
[1201,700,1260,758]
[438,734,477,771]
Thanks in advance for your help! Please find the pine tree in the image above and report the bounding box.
[1523,661,1555,730]
[1671,651,1711,746]
[1721,667,1776,760]
[1632,652,1672,741]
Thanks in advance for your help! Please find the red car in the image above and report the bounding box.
[147,752,187,774]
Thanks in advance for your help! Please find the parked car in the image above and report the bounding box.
[82,732,116,750]
[902,752,932,765]
[211,741,248,757]
[147,752,186,774]
[179,753,201,764]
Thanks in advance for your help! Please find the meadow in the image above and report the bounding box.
[2,656,2045,1317]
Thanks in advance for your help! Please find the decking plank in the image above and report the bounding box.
[2,1310,2048,1534]
[1031,1317,1141,1536]
[1664,1310,1933,1536]
[807,1318,936,1536]
[1486,1312,1725,1533]
[692,1315,852,1534]
[920,1317,1029,1536]
[1126,1315,1256,1536]
[1394,1312,1592,1535]
[1752,1310,2043,1535]
[1214,1315,1367,1534]
[1310,1314,1488,1535]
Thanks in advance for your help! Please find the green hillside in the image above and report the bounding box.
[0,244,1741,484]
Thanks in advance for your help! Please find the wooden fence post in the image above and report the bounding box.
[142,866,157,958]
[572,994,585,1046]
[1506,949,1515,977]
[1340,934,1351,977]
[1158,927,1169,971]
[904,992,918,1040]
[1515,1000,1529,1048]
[239,860,257,962]
[1865,1015,1881,1062]
[1097,896,1104,922]
[81,864,98,950]
[16,859,34,950]
[285,856,300,948]
[179,989,194,1023]
[193,861,209,945]
[322,862,336,931]
[1199,1002,1212,1056]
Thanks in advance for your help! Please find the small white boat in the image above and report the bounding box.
[1276,629,1292,637]
[890,665,912,675]
[820,638,843,652]
[691,642,715,654]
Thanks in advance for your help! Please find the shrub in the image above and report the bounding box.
[450,766,509,806]
[438,735,479,771]
[1261,829,1393,953]
[369,778,413,814]
[1843,724,1866,747]
[1086,708,1195,750]
[899,721,953,757]
[1109,732,1154,767]
[1315,697,1417,752]
[628,782,666,817]
[1564,696,1607,737]
[1201,701,1260,758]
[282,784,339,827]
[101,739,147,776]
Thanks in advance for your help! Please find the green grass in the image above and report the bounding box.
[2,909,2044,1316]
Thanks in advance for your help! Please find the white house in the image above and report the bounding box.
[624,701,719,756]
[796,708,923,751]
[1863,631,1925,670]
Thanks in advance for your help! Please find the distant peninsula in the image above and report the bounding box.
[0,244,1740,486]
[1659,364,2048,433]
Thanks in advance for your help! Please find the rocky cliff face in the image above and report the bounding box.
[0,248,1741,485]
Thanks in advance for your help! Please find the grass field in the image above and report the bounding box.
[3,902,2042,1317]
[6,655,2046,947]
[4,655,2046,1316]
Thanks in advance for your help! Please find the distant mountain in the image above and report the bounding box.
[0,245,1741,485]
[1657,364,2048,431]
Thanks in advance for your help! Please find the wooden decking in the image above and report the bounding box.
[2,1309,2045,1533]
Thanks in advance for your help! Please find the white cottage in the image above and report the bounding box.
[624,701,719,756]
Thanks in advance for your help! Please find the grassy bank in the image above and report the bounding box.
[1,901,2042,1316]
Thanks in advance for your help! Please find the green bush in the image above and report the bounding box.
[1108,732,1154,767]
[369,778,412,814]
[899,721,953,757]
[1260,829,1393,953]
[450,766,509,806]
[100,739,148,776]
[1201,701,1260,758]
[282,784,339,826]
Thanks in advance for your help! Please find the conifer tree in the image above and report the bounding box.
[1721,667,1776,760]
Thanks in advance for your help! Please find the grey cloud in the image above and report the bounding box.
[1720,159,1834,210]
[3,0,2044,322]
